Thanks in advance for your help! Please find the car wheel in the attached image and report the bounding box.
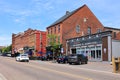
[69,63,72,65]
[16,59,18,61]
[65,61,67,63]
[27,60,29,62]
[85,61,87,64]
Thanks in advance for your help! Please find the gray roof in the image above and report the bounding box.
[104,26,120,30]
[47,4,86,28]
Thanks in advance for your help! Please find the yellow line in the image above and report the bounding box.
[27,64,93,80]
[2,57,93,80]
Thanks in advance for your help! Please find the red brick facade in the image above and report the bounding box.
[12,28,46,56]
[47,4,104,54]
[104,27,120,40]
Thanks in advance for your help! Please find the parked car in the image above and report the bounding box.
[16,53,29,62]
[40,55,47,61]
[68,54,88,65]
[57,56,68,63]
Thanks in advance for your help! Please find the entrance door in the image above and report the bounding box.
[71,48,76,54]
[89,46,102,61]
[96,46,102,61]
[91,47,96,61]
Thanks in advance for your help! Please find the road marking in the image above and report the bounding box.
[0,73,7,80]
[39,61,120,76]
[1,57,93,80]
[26,63,93,80]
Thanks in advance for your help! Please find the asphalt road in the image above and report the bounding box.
[0,56,120,80]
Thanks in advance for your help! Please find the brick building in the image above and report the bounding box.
[104,27,120,40]
[46,4,120,61]
[46,4,104,54]
[12,28,46,56]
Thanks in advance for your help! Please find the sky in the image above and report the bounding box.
[0,0,120,46]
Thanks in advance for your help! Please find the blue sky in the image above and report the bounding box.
[0,0,120,46]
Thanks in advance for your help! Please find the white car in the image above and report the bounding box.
[16,54,29,62]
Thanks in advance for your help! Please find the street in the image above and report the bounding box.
[0,56,120,80]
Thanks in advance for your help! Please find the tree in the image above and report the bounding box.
[47,34,62,61]
[1,44,12,53]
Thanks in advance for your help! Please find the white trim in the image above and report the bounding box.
[108,36,112,61]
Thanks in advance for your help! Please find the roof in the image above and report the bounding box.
[67,30,112,40]
[104,26,120,30]
[47,4,87,28]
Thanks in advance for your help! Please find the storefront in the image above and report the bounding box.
[67,31,112,61]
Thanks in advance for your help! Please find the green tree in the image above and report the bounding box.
[1,44,12,53]
[47,34,62,61]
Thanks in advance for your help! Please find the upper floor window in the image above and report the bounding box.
[97,29,101,33]
[58,25,60,33]
[54,27,56,33]
[87,27,91,34]
[51,28,52,34]
[76,25,80,33]
[114,32,116,38]
[48,29,50,34]
[40,34,42,40]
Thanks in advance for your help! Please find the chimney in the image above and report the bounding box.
[66,11,70,15]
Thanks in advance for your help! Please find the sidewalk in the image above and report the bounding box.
[76,61,113,72]
[43,60,113,73]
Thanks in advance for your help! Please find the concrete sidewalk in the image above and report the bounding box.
[77,61,113,72]
[43,61,114,73]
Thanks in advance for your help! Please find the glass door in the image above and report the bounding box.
[90,47,96,61]
[96,46,102,61]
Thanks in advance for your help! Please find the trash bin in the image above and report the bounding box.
[112,57,120,73]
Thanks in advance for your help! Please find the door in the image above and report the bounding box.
[96,46,102,61]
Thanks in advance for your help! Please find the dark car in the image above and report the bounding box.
[41,55,47,61]
[57,56,68,63]
[68,54,88,65]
